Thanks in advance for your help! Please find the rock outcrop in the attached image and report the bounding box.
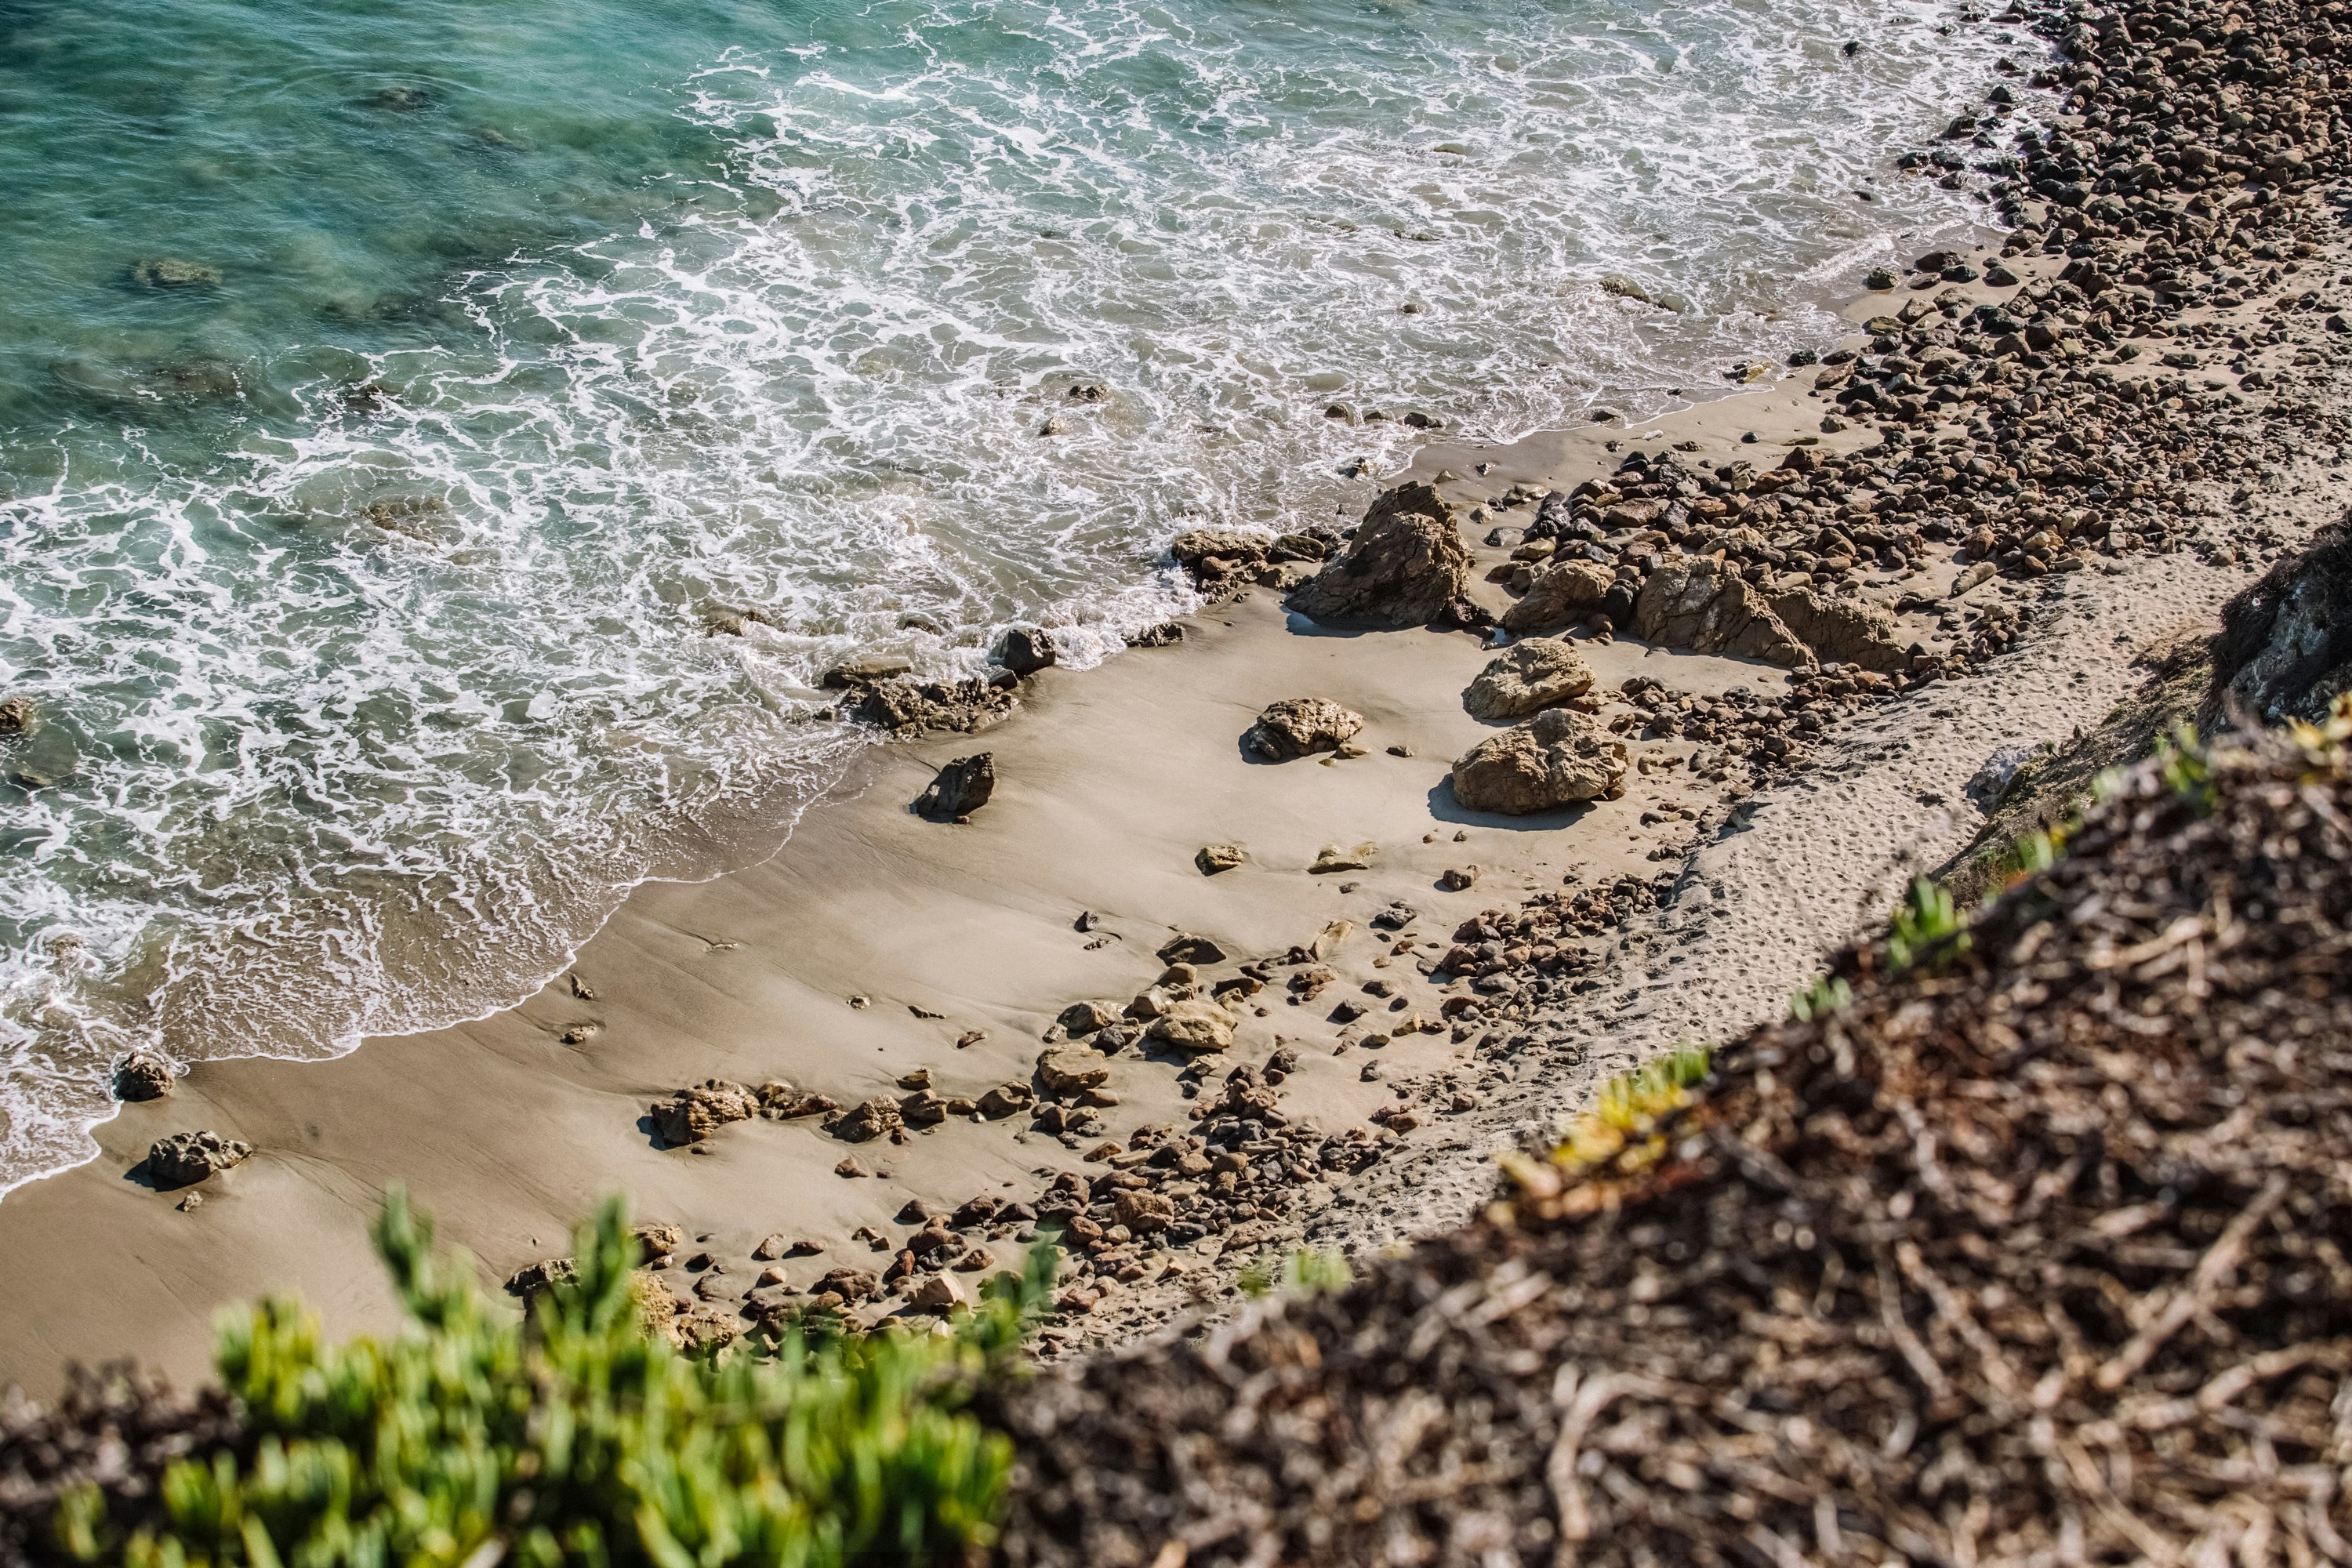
[2211,521,2352,724]
[1448,709,1628,815]
[993,627,1058,677]
[835,674,1016,735]
[648,1080,758,1146]
[1498,559,1614,634]
[146,1131,251,1189]
[1287,483,1471,629]
[1461,639,1595,721]
[1243,698,1364,761]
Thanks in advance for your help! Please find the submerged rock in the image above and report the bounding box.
[147,1130,251,1189]
[1449,709,1628,815]
[1461,638,1595,720]
[1243,697,1364,761]
[1287,483,1472,629]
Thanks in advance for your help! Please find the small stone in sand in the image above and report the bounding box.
[836,1157,867,1178]
[849,994,871,1009]
[956,1029,986,1048]
[1310,843,1376,874]
[1196,842,1247,875]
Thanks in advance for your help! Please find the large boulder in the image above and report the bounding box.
[1632,557,1812,667]
[1243,698,1364,760]
[993,627,1058,677]
[1287,483,1472,629]
[649,1080,760,1145]
[2212,524,2352,724]
[1037,1047,1112,1097]
[1449,709,1628,815]
[147,1130,252,1189]
[1501,559,1616,634]
[1462,639,1595,721]
[1766,586,1908,673]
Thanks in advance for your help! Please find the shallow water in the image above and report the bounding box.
[0,0,2025,1193]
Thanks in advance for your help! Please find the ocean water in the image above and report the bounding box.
[0,0,2025,1195]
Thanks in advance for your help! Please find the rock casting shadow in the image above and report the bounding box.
[1425,779,1596,833]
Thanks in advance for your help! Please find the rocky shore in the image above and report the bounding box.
[5,0,2352,1408]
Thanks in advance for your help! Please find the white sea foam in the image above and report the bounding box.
[0,0,2034,1195]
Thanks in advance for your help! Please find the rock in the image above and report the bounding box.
[833,1095,906,1142]
[1171,529,1273,568]
[915,753,996,820]
[1439,866,1479,891]
[822,654,917,688]
[1500,560,1615,634]
[112,1051,173,1102]
[649,1080,759,1145]
[753,1233,822,1260]
[1312,920,1353,960]
[1146,1000,1236,1052]
[1287,483,1472,629]
[1632,557,1812,667]
[1156,932,1227,966]
[1449,709,1629,815]
[1765,587,1908,673]
[899,1089,949,1126]
[1310,843,1376,874]
[633,1223,684,1262]
[910,1272,969,1312]
[1127,621,1185,648]
[130,257,221,289]
[1243,698,1366,761]
[2212,523,2352,724]
[842,677,1016,736]
[1112,1189,1176,1234]
[978,1082,1037,1119]
[0,696,38,739]
[1038,1048,1112,1097]
[147,1131,252,1189]
[1196,843,1247,875]
[1461,638,1596,720]
[816,1267,882,1303]
[505,1258,579,1297]
[1057,1000,1121,1036]
[993,627,1058,677]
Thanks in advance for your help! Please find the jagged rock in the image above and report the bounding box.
[1195,843,1247,875]
[1500,560,1615,634]
[978,1082,1037,1118]
[0,695,38,739]
[1449,709,1628,815]
[146,1131,252,1189]
[112,1052,173,1102]
[815,1267,881,1303]
[1156,932,1227,966]
[822,655,915,687]
[1461,638,1595,720]
[1146,1000,1236,1052]
[832,1095,905,1142]
[1287,483,1472,629]
[1632,557,1812,667]
[1057,1000,1121,1037]
[1766,586,1908,673]
[633,1223,684,1262]
[2212,522,2352,724]
[993,627,1058,677]
[1243,698,1365,761]
[915,753,996,820]
[841,677,1016,735]
[1037,1048,1111,1097]
[649,1080,759,1145]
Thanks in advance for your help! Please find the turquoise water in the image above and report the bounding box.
[0,0,2020,1192]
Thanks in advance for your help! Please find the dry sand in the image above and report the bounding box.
[1,229,2339,1393]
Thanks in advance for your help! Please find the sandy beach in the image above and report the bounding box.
[6,145,2350,1392]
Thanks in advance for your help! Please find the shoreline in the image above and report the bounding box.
[9,7,2352,1392]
